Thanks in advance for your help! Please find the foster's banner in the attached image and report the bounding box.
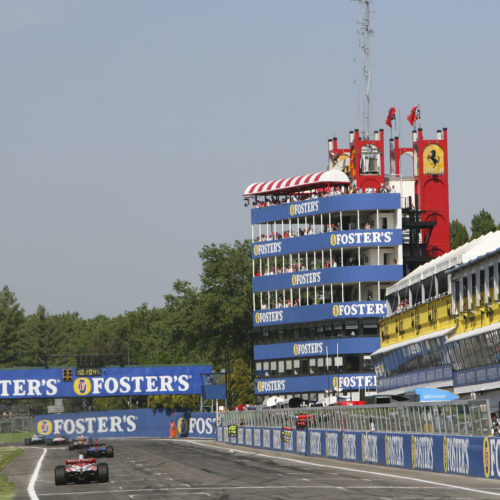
[251,193,401,224]
[254,373,377,394]
[35,410,216,439]
[219,427,500,480]
[254,301,386,327]
[252,229,402,259]
[253,265,403,293]
[0,365,212,399]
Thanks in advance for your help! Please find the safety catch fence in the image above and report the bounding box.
[220,399,491,436]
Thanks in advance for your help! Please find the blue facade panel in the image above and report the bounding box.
[454,364,500,388]
[251,193,401,224]
[254,301,386,327]
[252,229,402,259]
[377,365,453,393]
[254,337,380,361]
[253,265,403,292]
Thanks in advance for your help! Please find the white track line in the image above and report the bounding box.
[176,439,500,498]
[27,447,47,500]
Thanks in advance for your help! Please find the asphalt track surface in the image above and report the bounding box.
[5,438,500,499]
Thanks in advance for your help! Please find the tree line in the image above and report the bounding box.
[450,209,500,250]
[0,240,255,413]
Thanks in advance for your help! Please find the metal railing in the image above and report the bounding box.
[220,399,491,437]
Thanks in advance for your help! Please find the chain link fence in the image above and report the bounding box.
[0,416,34,434]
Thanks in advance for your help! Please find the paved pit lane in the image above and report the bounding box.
[5,438,500,499]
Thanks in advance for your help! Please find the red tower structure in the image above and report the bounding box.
[330,126,450,273]
[413,128,450,256]
[389,128,450,260]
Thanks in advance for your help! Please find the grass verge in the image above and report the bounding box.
[0,433,31,444]
[0,447,23,499]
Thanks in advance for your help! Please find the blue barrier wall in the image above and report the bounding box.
[35,410,216,439]
[217,426,500,480]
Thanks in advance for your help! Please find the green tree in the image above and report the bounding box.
[93,397,130,411]
[228,357,255,406]
[449,219,469,250]
[197,240,253,369]
[0,286,26,366]
[470,209,496,240]
[147,394,200,411]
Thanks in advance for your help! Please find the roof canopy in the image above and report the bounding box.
[385,231,500,297]
[243,169,350,197]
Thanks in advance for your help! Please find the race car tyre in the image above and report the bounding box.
[46,440,53,446]
[68,445,74,451]
[97,463,109,483]
[54,466,66,486]
[24,439,30,446]
[106,446,114,458]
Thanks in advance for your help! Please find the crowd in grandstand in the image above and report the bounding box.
[254,219,374,242]
[249,182,393,208]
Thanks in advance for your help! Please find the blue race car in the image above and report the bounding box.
[84,440,114,458]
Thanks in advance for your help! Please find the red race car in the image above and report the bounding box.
[54,457,109,485]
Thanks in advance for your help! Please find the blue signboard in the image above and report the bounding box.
[35,410,216,439]
[0,365,212,399]
[254,373,377,394]
[254,337,380,361]
[252,229,402,259]
[254,301,386,327]
[251,193,401,224]
[253,265,403,292]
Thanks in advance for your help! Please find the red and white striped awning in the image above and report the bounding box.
[243,169,350,197]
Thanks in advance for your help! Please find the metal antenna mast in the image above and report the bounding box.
[355,0,374,140]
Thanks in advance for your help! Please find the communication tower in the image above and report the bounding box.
[355,0,374,140]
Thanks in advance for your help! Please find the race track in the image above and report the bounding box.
[5,438,500,499]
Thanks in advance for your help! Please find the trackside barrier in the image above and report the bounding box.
[34,409,216,439]
[217,425,500,479]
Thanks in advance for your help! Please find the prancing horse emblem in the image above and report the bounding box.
[427,149,440,166]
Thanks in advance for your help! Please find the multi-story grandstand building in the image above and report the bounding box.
[373,231,500,410]
[244,127,451,404]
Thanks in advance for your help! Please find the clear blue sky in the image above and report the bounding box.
[0,0,498,318]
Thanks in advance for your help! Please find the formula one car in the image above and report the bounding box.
[83,440,114,458]
[68,436,94,451]
[24,434,46,446]
[46,434,68,446]
[54,458,109,485]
